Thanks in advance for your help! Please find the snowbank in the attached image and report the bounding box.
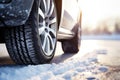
[0,53,109,80]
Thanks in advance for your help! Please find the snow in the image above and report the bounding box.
[82,34,120,40]
[0,51,109,80]
[0,39,119,80]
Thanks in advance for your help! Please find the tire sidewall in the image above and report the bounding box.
[29,0,57,62]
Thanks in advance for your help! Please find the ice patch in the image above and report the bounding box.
[96,50,107,54]
[98,66,108,72]
[86,77,96,80]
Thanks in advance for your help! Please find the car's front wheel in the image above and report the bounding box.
[4,0,57,64]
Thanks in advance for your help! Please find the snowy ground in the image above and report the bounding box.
[0,36,120,80]
[0,50,109,80]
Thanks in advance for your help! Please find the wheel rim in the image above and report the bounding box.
[38,0,57,56]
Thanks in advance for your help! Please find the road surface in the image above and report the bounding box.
[0,40,120,80]
[0,40,120,65]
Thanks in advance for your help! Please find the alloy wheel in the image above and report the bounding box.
[38,0,57,56]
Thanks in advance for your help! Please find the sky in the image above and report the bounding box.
[78,0,120,28]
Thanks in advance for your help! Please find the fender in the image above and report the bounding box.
[0,0,34,27]
[0,0,62,27]
[54,0,62,27]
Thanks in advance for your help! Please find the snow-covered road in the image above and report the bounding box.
[0,40,120,80]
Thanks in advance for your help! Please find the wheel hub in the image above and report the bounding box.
[45,28,48,33]
[38,0,57,56]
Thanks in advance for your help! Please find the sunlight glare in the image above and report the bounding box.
[78,0,120,28]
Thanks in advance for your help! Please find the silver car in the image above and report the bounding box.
[0,0,82,64]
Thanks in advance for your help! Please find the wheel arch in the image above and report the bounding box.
[54,0,62,28]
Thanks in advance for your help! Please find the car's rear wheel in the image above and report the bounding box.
[61,23,81,53]
[4,0,57,64]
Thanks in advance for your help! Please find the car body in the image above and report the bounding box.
[0,0,81,38]
[0,0,82,64]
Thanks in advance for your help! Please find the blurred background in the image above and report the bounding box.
[78,0,120,66]
[78,0,120,37]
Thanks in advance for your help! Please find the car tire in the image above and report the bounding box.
[61,23,81,53]
[4,0,58,64]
